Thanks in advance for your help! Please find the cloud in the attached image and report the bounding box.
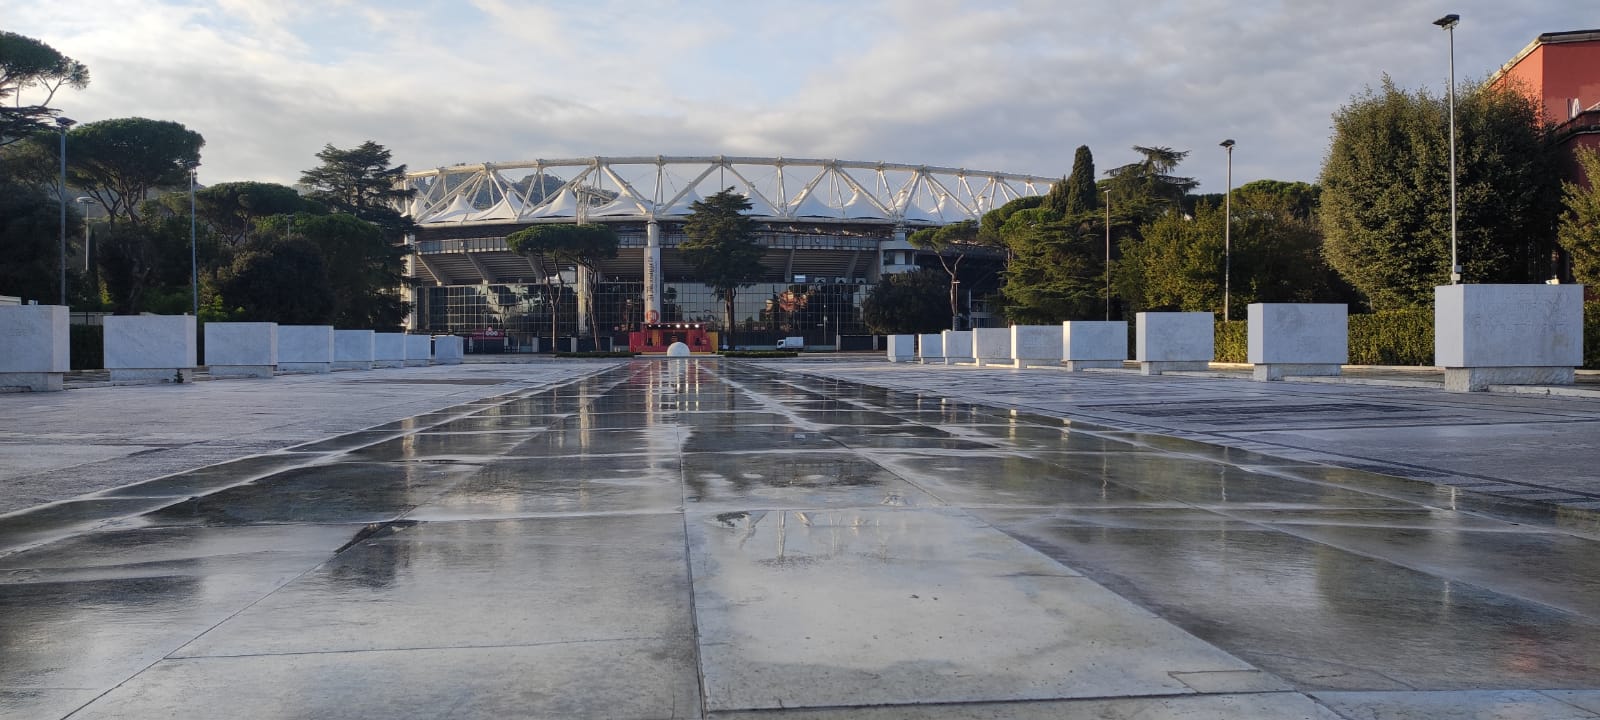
[5,0,1583,192]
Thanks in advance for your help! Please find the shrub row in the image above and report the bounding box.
[721,350,799,358]
[1210,306,1591,368]
[554,351,637,358]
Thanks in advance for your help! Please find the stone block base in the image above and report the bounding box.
[279,362,332,374]
[111,368,194,385]
[975,358,1012,367]
[403,359,430,367]
[1139,361,1208,376]
[209,365,275,379]
[919,357,945,365]
[0,372,64,392]
[434,357,461,366]
[1065,359,1123,372]
[1015,358,1062,369]
[1254,363,1342,382]
[888,355,914,363]
[1445,366,1576,392]
[373,360,405,369]
[333,361,373,371]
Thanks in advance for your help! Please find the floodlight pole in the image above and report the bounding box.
[189,163,199,317]
[1104,189,1111,321]
[57,117,76,306]
[1436,13,1461,284]
[1220,139,1235,321]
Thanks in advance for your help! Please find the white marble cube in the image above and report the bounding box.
[373,333,406,368]
[404,334,432,367]
[1247,303,1348,381]
[433,335,464,365]
[334,330,376,370]
[1435,284,1585,391]
[916,333,944,363]
[204,322,278,379]
[279,325,335,374]
[941,330,973,365]
[1136,312,1214,375]
[0,305,69,391]
[1062,321,1128,371]
[1011,325,1063,368]
[105,315,197,384]
[973,327,1012,367]
[887,334,916,362]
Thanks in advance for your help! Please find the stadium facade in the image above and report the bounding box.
[401,156,1054,350]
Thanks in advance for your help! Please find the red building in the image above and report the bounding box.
[1491,29,1600,187]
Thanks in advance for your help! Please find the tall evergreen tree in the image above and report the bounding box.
[1557,148,1600,285]
[679,188,768,338]
[1320,77,1562,308]
[1062,145,1099,215]
[298,141,416,241]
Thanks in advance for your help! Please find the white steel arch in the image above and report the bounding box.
[402,156,1056,226]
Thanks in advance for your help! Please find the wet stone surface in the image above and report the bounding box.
[4,359,1600,718]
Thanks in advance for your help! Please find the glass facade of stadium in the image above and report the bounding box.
[406,221,996,351]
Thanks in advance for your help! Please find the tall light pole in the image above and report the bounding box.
[1220,139,1235,321]
[75,197,95,271]
[188,161,199,317]
[1435,13,1461,284]
[1104,189,1111,321]
[56,117,76,306]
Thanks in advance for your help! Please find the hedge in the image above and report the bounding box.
[1208,305,1595,368]
[554,351,636,358]
[721,350,799,358]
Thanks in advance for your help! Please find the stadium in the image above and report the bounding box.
[401,156,1055,350]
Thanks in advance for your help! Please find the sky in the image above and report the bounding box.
[6,0,1592,193]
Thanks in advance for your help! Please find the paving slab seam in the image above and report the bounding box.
[776,363,1600,519]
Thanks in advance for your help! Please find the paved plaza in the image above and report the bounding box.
[4,359,1600,718]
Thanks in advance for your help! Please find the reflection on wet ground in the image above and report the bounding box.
[4,360,1600,718]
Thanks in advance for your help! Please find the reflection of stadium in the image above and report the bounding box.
[401,156,1052,349]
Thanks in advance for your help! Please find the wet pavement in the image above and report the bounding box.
[4,359,1600,717]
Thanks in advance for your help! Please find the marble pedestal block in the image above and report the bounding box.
[1062,321,1128,371]
[106,315,197,384]
[0,305,69,391]
[404,334,432,367]
[916,334,944,364]
[973,328,1012,367]
[1011,325,1063,368]
[373,333,406,369]
[204,322,278,379]
[887,335,916,362]
[1435,284,1584,391]
[433,336,464,365]
[1248,303,1348,381]
[941,330,973,365]
[334,330,376,370]
[278,325,335,374]
[1136,312,1214,375]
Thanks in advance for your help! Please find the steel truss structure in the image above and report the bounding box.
[403,156,1056,227]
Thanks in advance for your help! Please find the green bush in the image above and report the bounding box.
[1212,309,1435,366]
[721,350,798,358]
[1214,320,1246,363]
[70,324,103,370]
[1349,309,1434,366]
[1586,302,1600,370]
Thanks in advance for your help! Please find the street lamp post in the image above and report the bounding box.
[1435,13,1461,284]
[1220,139,1235,321]
[1104,189,1111,321]
[56,117,76,306]
[75,197,95,271]
[188,162,199,317]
